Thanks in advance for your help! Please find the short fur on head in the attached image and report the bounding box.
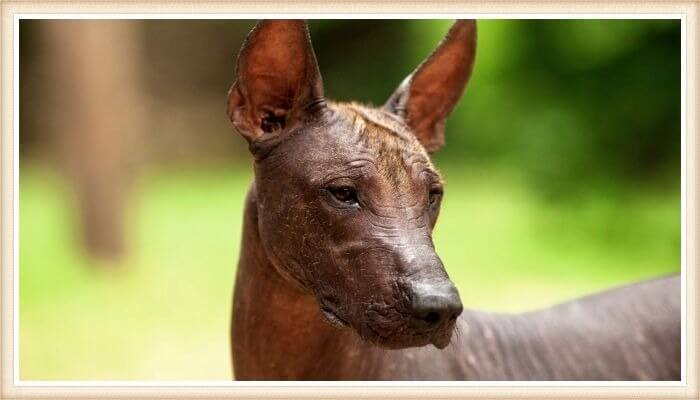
[227,20,476,349]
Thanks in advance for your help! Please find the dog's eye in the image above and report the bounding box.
[328,186,359,205]
[429,187,443,207]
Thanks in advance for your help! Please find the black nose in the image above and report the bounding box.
[407,281,463,329]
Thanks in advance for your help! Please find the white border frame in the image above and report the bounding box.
[8,11,690,392]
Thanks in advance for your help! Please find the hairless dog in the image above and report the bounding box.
[227,20,681,380]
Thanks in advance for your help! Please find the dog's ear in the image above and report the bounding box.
[227,20,324,143]
[384,20,477,153]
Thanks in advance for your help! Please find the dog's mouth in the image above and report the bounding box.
[360,315,457,350]
[381,328,453,349]
[318,298,456,349]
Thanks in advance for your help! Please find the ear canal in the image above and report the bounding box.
[227,20,325,143]
[384,20,477,153]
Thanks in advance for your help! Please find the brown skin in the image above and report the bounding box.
[228,20,680,380]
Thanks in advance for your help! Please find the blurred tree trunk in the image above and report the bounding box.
[43,21,144,262]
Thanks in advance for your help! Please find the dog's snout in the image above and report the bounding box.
[408,281,463,329]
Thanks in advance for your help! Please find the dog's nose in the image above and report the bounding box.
[407,281,463,329]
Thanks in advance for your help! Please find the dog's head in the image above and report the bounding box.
[227,20,476,349]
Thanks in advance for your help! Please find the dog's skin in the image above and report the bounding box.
[227,20,681,380]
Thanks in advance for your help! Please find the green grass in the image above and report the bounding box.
[19,164,680,380]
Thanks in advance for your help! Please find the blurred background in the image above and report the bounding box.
[19,19,680,380]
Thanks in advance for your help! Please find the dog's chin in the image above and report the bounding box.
[374,335,434,350]
[430,329,455,349]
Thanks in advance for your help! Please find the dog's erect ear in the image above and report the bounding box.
[227,20,325,143]
[384,20,477,153]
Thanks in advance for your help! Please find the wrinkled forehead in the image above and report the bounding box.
[326,103,438,180]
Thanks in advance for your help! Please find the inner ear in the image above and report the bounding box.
[383,20,477,153]
[260,109,287,133]
[227,20,324,143]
